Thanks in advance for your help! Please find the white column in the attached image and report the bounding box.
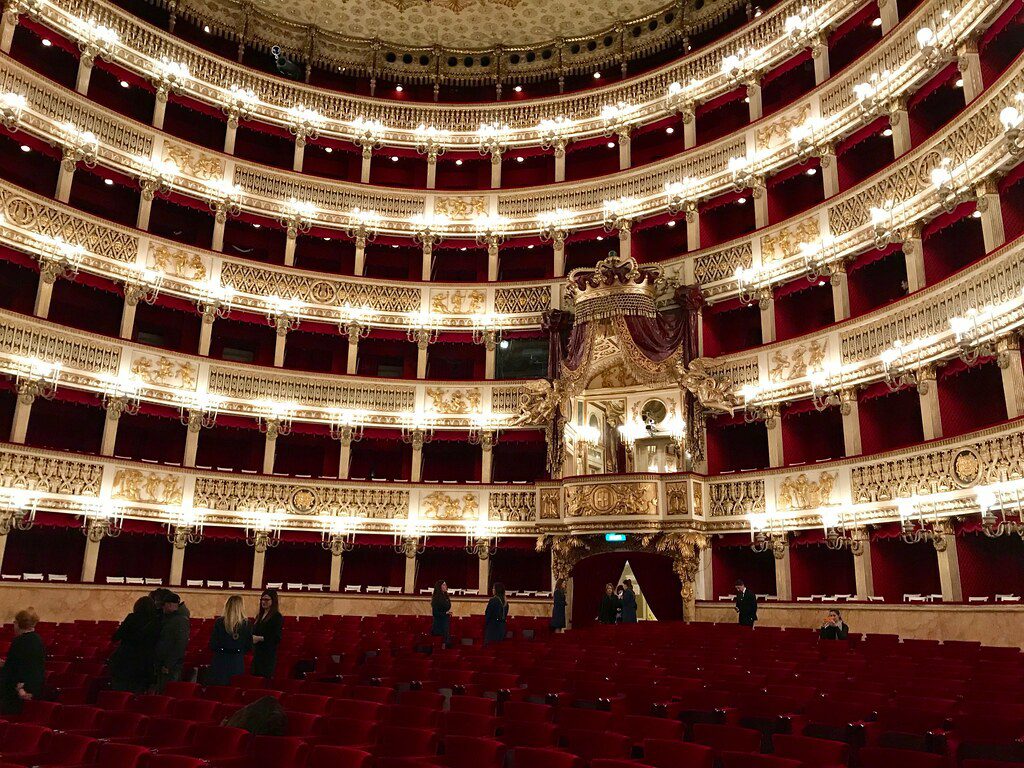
[329,552,343,592]
[293,140,305,173]
[552,237,566,277]
[120,298,138,341]
[998,336,1024,419]
[360,146,372,184]
[411,440,424,482]
[812,42,830,85]
[889,106,911,157]
[136,193,154,231]
[485,345,496,380]
[183,423,200,468]
[487,239,499,282]
[0,6,17,54]
[251,549,266,589]
[977,182,1006,253]
[198,315,214,357]
[683,116,697,151]
[224,122,238,155]
[481,436,494,483]
[152,94,168,131]
[853,531,874,600]
[841,395,863,457]
[917,366,943,441]
[100,407,120,457]
[746,81,763,122]
[55,162,75,204]
[878,0,899,34]
[936,528,962,602]
[212,218,226,253]
[903,229,926,292]
[617,223,632,260]
[478,555,490,595]
[766,409,784,468]
[262,431,277,474]
[338,437,353,480]
[958,41,984,103]
[426,154,438,189]
[34,275,55,318]
[170,543,185,586]
[81,536,101,583]
[346,335,359,375]
[759,292,776,344]
[10,390,33,444]
[75,58,94,96]
[353,235,367,276]
[403,551,417,594]
[490,152,502,189]
[284,232,297,267]
[686,208,701,252]
[831,267,850,322]
[774,545,792,600]
[273,328,287,368]
[695,544,713,601]
[554,145,566,183]
[753,184,769,228]
[617,129,631,171]
[421,242,433,281]
[820,150,839,198]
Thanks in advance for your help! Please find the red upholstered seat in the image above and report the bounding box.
[503,701,554,723]
[162,723,250,761]
[642,739,716,768]
[18,732,97,767]
[509,747,583,768]
[280,693,332,714]
[79,742,149,768]
[562,729,632,761]
[138,756,209,768]
[308,745,374,768]
[556,708,613,732]
[691,723,762,753]
[372,725,439,758]
[720,752,802,768]
[859,747,945,768]
[619,715,683,744]
[773,733,850,768]
[438,736,506,768]
[442,711,498,737]
[500,720,559,748]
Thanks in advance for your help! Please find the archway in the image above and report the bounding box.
[570,550,684,628]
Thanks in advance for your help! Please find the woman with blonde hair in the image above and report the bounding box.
[207,595,252,686]
[0,609,44,714]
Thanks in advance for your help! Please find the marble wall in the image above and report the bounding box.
[695,601,1024,648]
[0,583,551,624]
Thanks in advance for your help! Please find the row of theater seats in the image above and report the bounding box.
[1,620,1023,768]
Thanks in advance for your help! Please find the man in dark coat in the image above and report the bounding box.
[620,580,638,623]
[734,579,758,627]
[153,592,190,692]
[597,583,620,624]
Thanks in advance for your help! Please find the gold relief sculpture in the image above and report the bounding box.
[541,534,590,582]
[163,144,224,181]
[760,218,820,263]
[112,469,184,505]
[193,478,409,518]
[511,379,566,426]
[565,482,656,517]
[709,479,766,517]
[0,450,103,497]
[666,483,688,515]
[693,482,703,516]
[430,289,485,314]
[425,388,481,414]
[755,104,812,151]
[677,358,738,414]
[433,197,487,220]
[777,471,837,511]
[539,488,561,520]
[488,491,535,522]
[289,488,318,514]
[421,490,478,520]
[950,448,983,487]
[131,355,197,390]
[768,339,827,382]
[148,244,207,281]
[650,531,709,621]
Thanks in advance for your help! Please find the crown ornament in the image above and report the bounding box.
[567,252,663,323]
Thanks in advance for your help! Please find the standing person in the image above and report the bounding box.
[818,608,849,640]
[251,590,283,680]
[207,596,252,686]
[0,609,45,715]
[430,580,452,647]
[484,583,509,645]
[153,592,190,692]
[620,580,638,624]
[550,579,567,632]
[597,583,620,625]
[734,580,758,627]
[109,596,159,692]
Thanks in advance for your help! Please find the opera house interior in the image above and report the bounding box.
[0,0,1022,763]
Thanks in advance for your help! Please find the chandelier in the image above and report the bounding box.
[465,521,499,560]
[179,393,222,431]
[477,122,508,161]
[897,498,946,549]
[869,200,898,250]
[344,207,382,244]
[266,295,302,334]
[350,116,386,155]
[734,266,770,309]
[39,236,86,283]
[749,513,788,558]
[976,485,1024,538]
[287,105,323,145]
[101,376,142,418]
[929,158,972,213]
[322,516,356,556]
[152,58,190,99]
[809,369,851,413]
[949,307,997,365]
[602,197,639,234]
[880,338,927,391]
[223,84,260,126]
[1000,95,1024,157]
[820,508,863,553]
[196,282,234,322]
[279,198,316,239]
[0,92,27,131]
[790,119,829,164]
[167,506,204,547]
[394,519,428,557]
[407,311,440,348]
[539,208,574,244]
[414,124,449,160]
[468,415,500,448]
[13,356,61,401]
[136,156,177,201]
[207,179,243,221]
[0,489,39,535]
[471,313,503,350]
[329,408,365,444]
[338,304,372,339]
[537,117,574,154]
[401,415,435,448]
[256,399,297,438]
[123,266,163,306]
[617,417,648,451]
[665,80,698,123]
[245,508,282,552]
[82,502,123,542]
[665,178,699,217]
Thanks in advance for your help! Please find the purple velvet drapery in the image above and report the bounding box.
[623,308,687,362]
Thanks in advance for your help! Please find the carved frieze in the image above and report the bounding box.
[768,340,827,383]
[708,479,766,517]
[434,197,487,219]
[147,243,208,281]
[426,388,481,414]
[539,488,561,520]
[760,217,820,263]
[131,355,197,390]
[430,289,485,314]
[488,491,536,522]
[564,482,657,518]
[420,490,478,520]
[0,449,103,497]
[193,477,409,518]
[163,143,224,181]
[777,471,837,511]
[112,469,184,505]
[755,103,812,152]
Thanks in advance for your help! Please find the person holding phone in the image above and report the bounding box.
[818,608,849,640]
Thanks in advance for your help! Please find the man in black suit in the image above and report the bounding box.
[734,579,758,627]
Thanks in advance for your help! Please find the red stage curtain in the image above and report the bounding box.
[569,551,682,627]
[626,552,684,622]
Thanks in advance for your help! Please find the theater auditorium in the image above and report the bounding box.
[0,0,1022,763]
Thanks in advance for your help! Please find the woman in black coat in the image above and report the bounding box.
[550,579,567,631]
[430,580,452,646]
[251,590,283,680]
[207,596,252,687]
[484,583,509,645]
[109,596,159,692]
[620,580,638,624]
[0,609,45,715]
[597,583,620,625]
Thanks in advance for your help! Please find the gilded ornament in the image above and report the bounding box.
[433,197,487,220]
[112,468,184,504]
[950,448,982,488]
[760,217,820,263]
[564,482,656,517]
[289,487,318,514]
[421,490,478,520]
[769,339,828,382]
[755,104,812,151]
[677,358,738,414]
[777,471,837,511]
[539,488,561,520]
[430,289,485,314]
[148,244,207,281]
[425,387,481,414]
[131,355,197,390]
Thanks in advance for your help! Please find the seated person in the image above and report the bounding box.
[818,608,849,640]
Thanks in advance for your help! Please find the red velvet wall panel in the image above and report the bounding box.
[348,438,411,481]
[283,329,349,374]
[25,398,104,455]
[0,132,61,196]
[492,441,549,482]
[421,441,482,481]
[0,388,15,441]
[338,545,405,589]
[163,100,226,152]
[181,537,254,586]
[272,430,340,478]
[48,279,123,338]
[570,551,682,627]
[113,412,187,464]
[301,144,362,183]
[922,209,986,283]
[702,301,762,357]
[957,532,1024,599]
[789,543,857,597]
[711,542,777,598]
[148,198,215,249]
[223,219,287,265]
[489,543,552,593]
[774,280,834,341]
[869,536,941,601]
[999,173,1024,242]
[781,406,846,464]
[848,248,908,317]
[69,171,140,227]
[0,253,43,315]
[858,387,924,455]
[194,424,264,473]
[706,417,770,473]
[415,546,479,592]
[937,360,1007,438]
[262,541,333,587]
[95,530,173,582]
[3,525,86,582]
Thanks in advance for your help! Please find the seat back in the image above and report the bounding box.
[773,734,850,767]
[692,723,762,753]
[642,739,716,768]
[308,745,373,768]
[442,736,506,768]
